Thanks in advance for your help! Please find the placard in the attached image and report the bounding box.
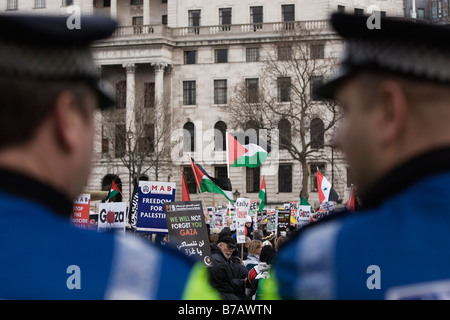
[72,193,90,229]
[98,202,127,233]
[136,181,176,233]
[234,198,250,244]
[165,201,212,266]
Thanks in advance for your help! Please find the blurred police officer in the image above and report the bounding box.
[0,14,217,299]
[267,13,450,299]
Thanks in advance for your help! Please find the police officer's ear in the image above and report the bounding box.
[374,79,409,147]
[52,90,92,153]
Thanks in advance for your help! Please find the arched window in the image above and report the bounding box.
[278,118,291,150]
[102,174,122,202]
[214,121,227,151]
[310,118,324,149]
[183,122,195,152]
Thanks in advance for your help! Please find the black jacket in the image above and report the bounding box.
[209,243,245,300]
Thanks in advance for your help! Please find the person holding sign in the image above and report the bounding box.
[0,15,217,300]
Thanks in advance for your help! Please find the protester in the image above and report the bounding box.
[209,236,247,300]
[274,236,288,251]
[244,240,262,271]
[252,229,264,241]
[0,14,217,299]
[247,245,275,300]
[267,13,450,299]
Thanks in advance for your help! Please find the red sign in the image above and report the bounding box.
[72,193,91,229]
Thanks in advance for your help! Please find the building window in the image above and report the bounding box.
[215,49,228,63]
[246,167,260,193]
[144,82,155,108]
[282,4,295,21]
[138,124,155,154]
[346,168,353,188]
[277,77,291,102]
[219,8,232,31]
[62,0,73,6]
[183,122,195,152]
[131,0,143,5]
[250,6,263,30]
[310,118,325,149]
[310,75,324,101]
[183,81,196,105]
[103,0,111,7]
[34,0,45,8]
[215,166,228,179]
[310,164,325,192]
[279,165,292,193]
[417,8,425,18]
[278,119,291,150]
[246,47,260,62]
[337,5,345,13]
[115,80,126,109]
[189,10,201,34]
[183,167,197,193]
[115,124,126,158]
[245,78,259,103]
[310,44,325,59]
[214,121,227,151]
[214,80,227,105]
[162,15,168,25]
[278,46,292,61]
[184,50,197,64]
[354,8,364,16]
[7,0,18,10]
[101,126,109,155]
[132,16,143,34]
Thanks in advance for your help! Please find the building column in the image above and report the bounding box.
[123,63,136,137]
[151,62,168,154]
[110,0,117,20]
[143,0,150,26]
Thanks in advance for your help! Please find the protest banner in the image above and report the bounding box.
[277,209,290,236]
[249,200,258,217]
[298,205,312,228]
[98,202,127,233]
[234,197,250,244]
[213,207,227,229]
[165,201,212,266]
[136,181,176,233]
[72,193,90,229]
[266,209,276,234]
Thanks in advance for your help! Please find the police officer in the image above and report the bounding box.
[266,13,450,299]
[0,14,218,299]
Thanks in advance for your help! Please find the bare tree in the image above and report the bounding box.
[100,92,176,197]
[227,21,342,199]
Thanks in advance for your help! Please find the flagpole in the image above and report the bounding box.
[225,132,232,208]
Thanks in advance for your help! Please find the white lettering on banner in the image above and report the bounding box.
[140,212,166,219]
[140,181,175,195]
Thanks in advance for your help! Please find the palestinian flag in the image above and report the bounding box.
[227,132,271,168]
[105,180,121,203]
[181,169,191,202]
[189,157,234,203]
[259,175,266,212]
[317,169,339,204]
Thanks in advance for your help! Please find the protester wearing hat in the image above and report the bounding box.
[0,14,218,300]
[265,13,450,300]
[209,235,247,300]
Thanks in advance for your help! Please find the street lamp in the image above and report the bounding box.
[233,190,240,202]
